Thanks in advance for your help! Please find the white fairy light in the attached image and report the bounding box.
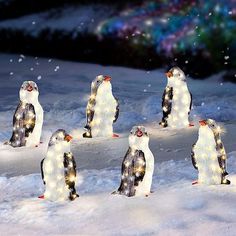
[163,107,168,112]
[125,161,130,167]
[69,175,76,182]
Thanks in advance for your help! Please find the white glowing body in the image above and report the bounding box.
[129,135,154,196]
[166,79,191,128]
[194,126,222,185]
[91,82,117,137]
[43,141,71,201]
[20,89,43,147]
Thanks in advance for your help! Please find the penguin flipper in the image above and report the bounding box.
[64,152,79,200]
[40,158,45,185]
[113,97,119,123]
[9,102,25,147]
[9,102,36,147]
[191,143,198,170]
[134,150,146,185]
[24,104,36,138]
[189,92,193,115]
[215,138,228,177]
[83,98,96,138]
[160,86,173,127]
[117,147,136,197]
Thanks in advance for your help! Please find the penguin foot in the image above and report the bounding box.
[192,180,198,185]
[222,179,231,185]
[159,121,167,128]
[69,193,79,201]
[38,195,45,199]
[111,190,118,195]
[83,132,92,138]
[113,133,119,138]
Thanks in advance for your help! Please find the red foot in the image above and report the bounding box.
[38,195,45,199]
[192,180,198,185]
[189,123,194,127]
[113,134,119,138]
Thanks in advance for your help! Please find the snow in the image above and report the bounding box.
[1,154,236,235]
[0,53,236,235]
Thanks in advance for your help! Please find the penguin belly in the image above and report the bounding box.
[195,140,222,185]
[43,155,70,201]
[91,93,116,137]
[135,149,154,196]
[26,102,43,147]
[167,86,191,128]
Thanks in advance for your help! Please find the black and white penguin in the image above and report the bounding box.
[191,119,230,185]
[83,75,119,138]
[113,126,154,197]
[7,81,43,147]
[159,67,192,128]
[40,129,79,201]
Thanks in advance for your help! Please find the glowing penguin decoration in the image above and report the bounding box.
[113,126,154,197]
[159,67,192,128]
[191,119,230,185]
[40,129,79,201]
[83,75,119,138]
[8,81,43,147]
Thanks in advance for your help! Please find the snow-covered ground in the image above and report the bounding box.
[1,154,236,236]
[0,53,236,235]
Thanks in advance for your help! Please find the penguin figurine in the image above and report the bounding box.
[83,75,119,138]
[191,119,230,185]
[113,126,154,197]
[159,67,192,128]
[40,129,79,201]
[7,81,43,147]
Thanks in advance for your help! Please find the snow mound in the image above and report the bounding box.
[1,152,236,235]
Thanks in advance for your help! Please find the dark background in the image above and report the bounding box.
[0,0,235,80]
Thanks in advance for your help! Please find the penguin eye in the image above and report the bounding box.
[145,132,148,135]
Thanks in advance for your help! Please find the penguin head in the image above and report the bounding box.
[166,67,186,87]
[91,75,112,96]
[48,129,73,148]
[129,126,149,149]
[199,119,222,137]
[20,81,39,103]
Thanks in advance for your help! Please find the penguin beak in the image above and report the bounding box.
[136,129,143,137]
[104,76,111,82]
[166,71,173,78]
[199,120,207,126]
[27,85,33,92]
[64,135,73,142]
